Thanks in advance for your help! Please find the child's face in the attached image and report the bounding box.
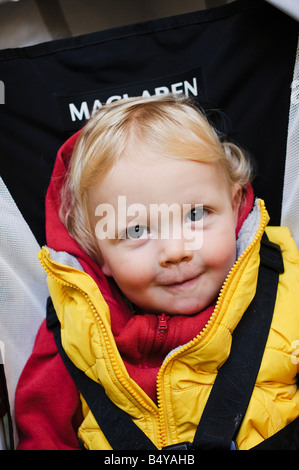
[88,145,241,316]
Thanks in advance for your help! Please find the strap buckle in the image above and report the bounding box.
[162,440,237,450]
[162,441,193,451]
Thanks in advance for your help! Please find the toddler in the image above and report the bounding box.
[15,95,299,450]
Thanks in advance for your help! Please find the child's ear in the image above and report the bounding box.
[101,262,112,277]
[232,184,243,227]
[96,250,113,277]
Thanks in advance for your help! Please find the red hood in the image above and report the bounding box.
[45,131,254,401]
[46,131,107,283]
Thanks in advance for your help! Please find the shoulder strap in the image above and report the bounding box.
[47,232,284,450]
[46,298,157,450]
[189,232,284,450]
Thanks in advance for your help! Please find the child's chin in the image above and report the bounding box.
[163,304,208,316]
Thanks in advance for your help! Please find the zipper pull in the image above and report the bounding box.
[158,313,169,331]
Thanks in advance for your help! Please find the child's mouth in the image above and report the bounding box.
[161,274,200,291]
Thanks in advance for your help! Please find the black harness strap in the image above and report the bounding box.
[189,233,284,450]
[47,298,157,450]
[47,233,284,450]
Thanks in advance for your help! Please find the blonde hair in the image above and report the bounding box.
[60,94,253,260]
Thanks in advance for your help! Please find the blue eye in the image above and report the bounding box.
[186,206,205,222]
[126,224,148,239]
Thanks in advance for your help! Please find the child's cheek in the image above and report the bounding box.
[202,230,237,270]
[114,258,154,291]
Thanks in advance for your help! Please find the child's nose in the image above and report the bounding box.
[159,238,193,268]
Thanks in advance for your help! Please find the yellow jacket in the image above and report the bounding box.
[39,199,299,450]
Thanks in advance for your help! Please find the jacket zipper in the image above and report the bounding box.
[38,249,165,448]
[155,313,169,348]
